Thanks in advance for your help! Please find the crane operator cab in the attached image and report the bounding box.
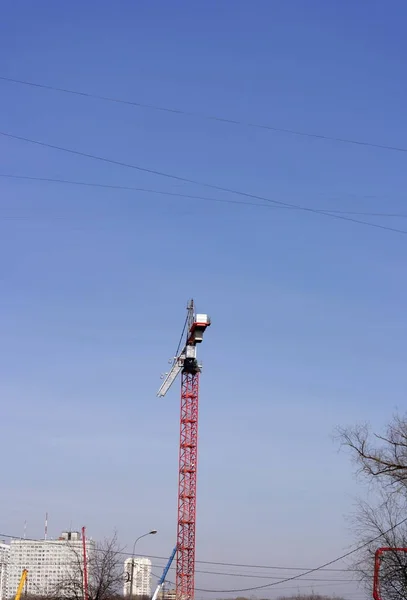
[157,305,210,396]
[187,314,211,345]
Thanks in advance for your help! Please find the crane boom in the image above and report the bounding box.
[151,546,177,600]
[157,358,184,397]
[15,570,28,600]
[157,300,210,600]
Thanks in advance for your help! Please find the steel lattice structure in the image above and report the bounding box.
[157,301,210,600]
[177,371,199,600]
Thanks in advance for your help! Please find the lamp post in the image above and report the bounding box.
[129,531,157,599]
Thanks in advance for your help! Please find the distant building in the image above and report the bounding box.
[0,543,10,600]
[123,557,152,597]
[7,531,94,598]
[158,587,176,600]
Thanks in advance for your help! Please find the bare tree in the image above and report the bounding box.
[338,414,407,599]
[337,415,407,491]
[349,492,407,600]
[52,533,124,600]
[87,535,124,600]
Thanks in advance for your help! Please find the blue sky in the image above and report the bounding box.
[1,1,406,598]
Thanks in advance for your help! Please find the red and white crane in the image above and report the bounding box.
[157,300,211,600]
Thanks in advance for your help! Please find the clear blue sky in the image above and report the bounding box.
[1,2,406,599]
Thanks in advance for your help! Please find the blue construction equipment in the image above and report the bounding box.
[151,546,177,600]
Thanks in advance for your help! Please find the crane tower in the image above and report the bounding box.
[157,300,211,600]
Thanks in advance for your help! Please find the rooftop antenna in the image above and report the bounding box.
[23,520,27,540]
[44,513,48,540]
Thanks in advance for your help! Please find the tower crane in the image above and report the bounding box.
[157,300,211,600]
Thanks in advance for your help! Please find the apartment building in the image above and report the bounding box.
[0,543,10,600]
[7,531,94,598]
[123,557,152,597]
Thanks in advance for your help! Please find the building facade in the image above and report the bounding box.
[7,532,94,598]
[0,544,10,600]
[123,557,152,597]
[158,587,176,600]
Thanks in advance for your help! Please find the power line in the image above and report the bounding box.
[146,562,354,582]
[1,132,406,235]
[1,75,407,155]
[1,173,407,219]
[194,571,353,583]
[193,515,407,593]
[0,531,323,570]
[0,555,354,582]
[192,559,353,572]
[0,531,350,572]
[152,571,358,593]
[0,531,357,575]
[3,514,407,593]
[148,564,355,583]
[0,538,358,589]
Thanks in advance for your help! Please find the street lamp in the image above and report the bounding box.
[129,531,157,599]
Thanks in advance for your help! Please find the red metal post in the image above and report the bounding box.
[373,547,407,600]
[82,526,89,600]
[176,371,199,600]
[373,548,382,600]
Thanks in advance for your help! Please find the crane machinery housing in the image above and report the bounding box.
[157,300,211,600]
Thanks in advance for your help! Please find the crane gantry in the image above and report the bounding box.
[157,300,211,600]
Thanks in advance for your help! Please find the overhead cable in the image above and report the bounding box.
[1,174,407,219]
[3,514,407,591]
[1,75,406,154]
[1,132,406,235]
[193,515,407,592]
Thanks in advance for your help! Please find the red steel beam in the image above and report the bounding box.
[176,371,199,600]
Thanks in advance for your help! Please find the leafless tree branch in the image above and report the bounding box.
[45,533,124,600]
[337,415,407,490]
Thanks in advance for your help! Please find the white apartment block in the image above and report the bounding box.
[123,557,152,597]
[7,532,94,598]
[0,543,10,600]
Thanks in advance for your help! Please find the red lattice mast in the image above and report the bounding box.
[177,370,199,600]
[157,301,211,600]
